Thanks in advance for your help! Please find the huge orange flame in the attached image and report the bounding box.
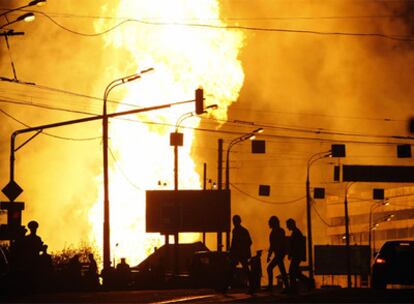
[88,0,244,266]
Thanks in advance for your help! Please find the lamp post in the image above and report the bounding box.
[102,68,153,270]
[172,104,217,190]
[368,200,389,261]
[371,214,394,263]
[225,128,263,191]
[0,13,35,30]
[343,182,357,288]
[306,151,331,287]
[0,0,46,19]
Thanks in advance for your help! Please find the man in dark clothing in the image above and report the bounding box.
[116,258,131,288]
[85,253,99,289]
[266,216,289,291]
[24,220,44,291]
[24,221,44,264]
[230,215,252,291]
[286,218,311,292]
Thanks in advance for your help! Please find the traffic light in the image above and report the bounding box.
[1,202,24,227]
[331,144,346,157]
[195,88,204,115]
[397,144,411,158]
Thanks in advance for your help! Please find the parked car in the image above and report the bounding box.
[371,240,414,289]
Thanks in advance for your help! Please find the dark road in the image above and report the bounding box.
[2,288,414,303]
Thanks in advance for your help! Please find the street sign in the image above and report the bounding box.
[251,140,266,153]
[315,245,370,275]
[146,190,230,233]
[2,180,23,201]
[342,165,414,183]
[313,187,325,199]
[259,184,270,196]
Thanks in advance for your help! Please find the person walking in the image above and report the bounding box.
[286,218,312,292]
[266,216,289,291]
[229,215,253,291]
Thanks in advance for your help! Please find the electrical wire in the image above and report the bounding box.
[311,202,333,227]
[230,182,305,205]
[1,95,412,147]
[108,146,142,190]
[0,77,139,109]
[19,10,414,42]
[0,108,101,141]
[2,81,413,142]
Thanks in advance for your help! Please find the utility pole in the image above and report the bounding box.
[217,139,223,252]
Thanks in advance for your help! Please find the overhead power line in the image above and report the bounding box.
[230,182,305,205]
[1,96,413,146]
[14,9,414,42]
[0,108,101,141]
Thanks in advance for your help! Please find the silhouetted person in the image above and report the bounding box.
[24,221,44,264]
[249,250,262,293]
[286,218,311,292]
[24,221,44,291]
[230,215,252,291]
[266,216,289,291]
[85,253,99,290]
[116,258,131,288]
[67,254,82,290]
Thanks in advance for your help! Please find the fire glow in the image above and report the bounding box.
[87,0,244,266]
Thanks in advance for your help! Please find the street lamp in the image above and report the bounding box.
[306,150,331,287]
[0,0,46,18]
[371,214,394,257]
[102,68,153,270]
[0,13,35,30]
[172,104,218,190]
[368,199,389,260]
[225,128,263,191]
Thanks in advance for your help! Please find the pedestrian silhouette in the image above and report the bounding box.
[116,257,131,289]
[24,221,44,263]
[266,216,289,291]
[67,254,82,290]
[249,250,262,293]
[85,253,99,290]
[229,215,253,291]
[286,218,312,292]
[24,220,44,291]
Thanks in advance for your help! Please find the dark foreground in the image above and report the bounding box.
[2,287,414,303]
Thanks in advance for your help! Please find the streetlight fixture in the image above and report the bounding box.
[172,103,218,190]
[102,68,153,271]
[225,128,263,191]
[305,150,331,287]
[0,0,46,18]
[305,144,345,287]
[371,214,394,256]
[368,199,389,260]
[0,13,35,30]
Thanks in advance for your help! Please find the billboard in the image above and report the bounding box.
[342,165,414,183]
[146,190,230,234]
[315,245,370,275]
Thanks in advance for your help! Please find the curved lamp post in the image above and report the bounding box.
[305,150,331,286]
[225,128,263,191]
[0,13,35,30]
[371,214,394,260]
[172,104,218,190]
[0,0,46,19]
[102,68,153,270]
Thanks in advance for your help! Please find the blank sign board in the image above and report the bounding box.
[146,190,230,234]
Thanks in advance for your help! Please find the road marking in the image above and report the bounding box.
[150,295,214,304]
